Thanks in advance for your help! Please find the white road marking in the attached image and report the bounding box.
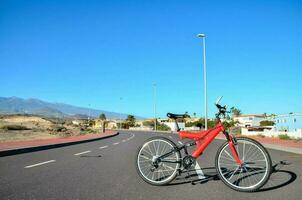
[113,142,119,145]
[74,150,91,156]
[25,160,56,168]
[125,133,135,141]
[99,145,108,149]
[178,141,183,145]
[195,161,206,179]
[169,136,173,139]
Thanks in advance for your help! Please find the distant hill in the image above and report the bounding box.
[0,97,142,119]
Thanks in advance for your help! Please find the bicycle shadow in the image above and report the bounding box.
[168,167,219,186]
[257,162,297,192]
[168,162,297,192]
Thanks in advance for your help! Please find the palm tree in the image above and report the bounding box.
[230,107,241,117]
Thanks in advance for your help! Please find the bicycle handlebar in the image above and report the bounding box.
[215,103,230,119]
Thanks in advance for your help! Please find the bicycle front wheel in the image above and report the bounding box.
[215,137,272,192]
[136,136,181,186]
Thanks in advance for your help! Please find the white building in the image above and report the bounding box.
[233,114,265,127]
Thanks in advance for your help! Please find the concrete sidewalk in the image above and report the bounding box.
[0,130,118,157]
[216,133,302,155]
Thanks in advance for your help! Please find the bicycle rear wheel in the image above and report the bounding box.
[215,137,272,192]
[136,136,181,185]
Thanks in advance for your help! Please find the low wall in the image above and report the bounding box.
[129,127,153,131]
[241,128,302,139]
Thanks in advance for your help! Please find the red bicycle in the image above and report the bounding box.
[136,97,272,192]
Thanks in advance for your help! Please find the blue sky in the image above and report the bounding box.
[0,0,301,118]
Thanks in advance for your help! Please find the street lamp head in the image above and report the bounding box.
[197,33,206,38]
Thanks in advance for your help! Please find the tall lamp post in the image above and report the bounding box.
[88,104,91,121]
[153,83,157,131]
[119,97,123,129]
[197,33,208,130]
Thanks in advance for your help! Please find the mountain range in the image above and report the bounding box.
[0,97,142,119]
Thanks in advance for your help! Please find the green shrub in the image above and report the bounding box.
[53,126,67,132]
[260,120,275,126]
[157,124,171,131]
[257,134,265,138]
[278,134,291,140]
[230,127,241,135]
[80,128,96,135]
[0,125,31,130]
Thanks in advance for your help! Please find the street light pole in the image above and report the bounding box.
[197,33,208,130]
[119,97,123,129]
[88,104,91,121]
[153,83,157,131]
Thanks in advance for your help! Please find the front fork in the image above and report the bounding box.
[224,131,242,165]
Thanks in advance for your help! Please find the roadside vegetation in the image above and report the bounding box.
[142,119,171,131]
[156,123,171,131]
[260,120,275,126]
[278,134,291,140]
[185,118,239,131]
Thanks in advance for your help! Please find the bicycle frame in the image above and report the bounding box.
[177,121,242,165]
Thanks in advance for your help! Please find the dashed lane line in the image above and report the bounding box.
[23,132,135,169]
[25,160,56,169]
[74,151,91,156]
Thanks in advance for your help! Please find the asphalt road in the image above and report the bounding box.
[0,131,301,200]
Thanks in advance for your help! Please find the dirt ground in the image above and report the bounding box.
[0,130,59,142]
[0,116,55,142]
[0,115,97,142]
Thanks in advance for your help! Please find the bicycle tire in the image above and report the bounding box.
[215,137,272,192]
[136,136,181,186]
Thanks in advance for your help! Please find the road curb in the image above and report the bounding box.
[0,132,119,157]
[262,144,302,155]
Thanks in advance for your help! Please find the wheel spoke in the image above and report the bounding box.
[137,138,180,185]
[228,166,239,180]
[217,138,270,191]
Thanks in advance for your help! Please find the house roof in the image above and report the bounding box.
[273,112,302,118]
[234,114,264,118]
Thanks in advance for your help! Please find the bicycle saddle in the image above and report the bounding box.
[167,113,190,119]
